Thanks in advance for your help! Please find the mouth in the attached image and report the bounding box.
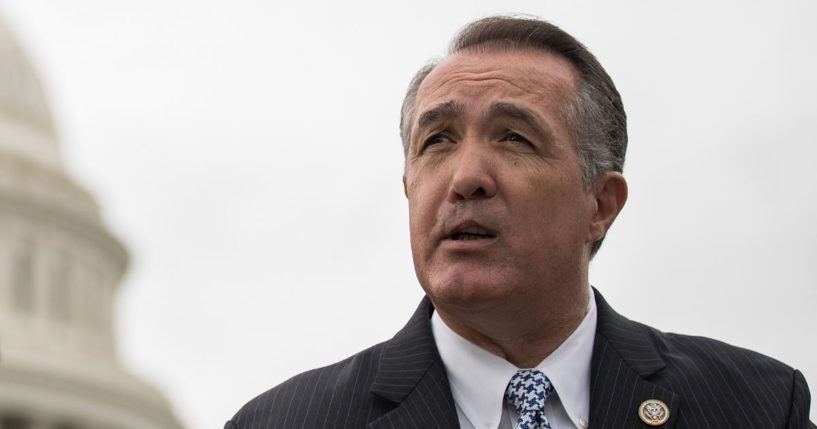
[447,222,497,241]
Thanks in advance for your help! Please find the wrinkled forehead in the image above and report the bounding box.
[415,49,579,113]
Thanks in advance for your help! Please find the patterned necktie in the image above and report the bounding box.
[505,369,555,429]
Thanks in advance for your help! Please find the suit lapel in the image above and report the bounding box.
[589,289,679,429]
[367,292,682,429]
[368,297,460,429]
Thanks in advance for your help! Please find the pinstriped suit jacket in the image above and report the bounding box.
[226,289,815,428]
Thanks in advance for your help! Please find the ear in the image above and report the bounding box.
[587,171,628,243]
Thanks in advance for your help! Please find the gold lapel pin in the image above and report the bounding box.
[638,399,670,426]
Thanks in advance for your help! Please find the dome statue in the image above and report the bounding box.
[0,12,184,429]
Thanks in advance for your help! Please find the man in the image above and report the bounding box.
[226,16,814,429]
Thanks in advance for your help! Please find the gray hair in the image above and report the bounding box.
[399,16,627,256]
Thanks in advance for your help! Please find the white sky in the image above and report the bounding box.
[2,1,816,427]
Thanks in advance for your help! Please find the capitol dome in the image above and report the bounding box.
[0,12,184,429]
[0,14,60,170]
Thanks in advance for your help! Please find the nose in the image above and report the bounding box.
[448,143,497,202]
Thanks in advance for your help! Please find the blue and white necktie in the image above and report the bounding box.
[505,369,555,429]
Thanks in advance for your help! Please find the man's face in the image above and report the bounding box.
[404,49,599,310]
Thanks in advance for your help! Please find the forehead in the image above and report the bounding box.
[415,49,579,113]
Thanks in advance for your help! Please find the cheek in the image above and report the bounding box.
[524,178,591,232]
[407,195,438,282]
[407,200,425,242]
[407,184,436,246]
[406,168,445,223]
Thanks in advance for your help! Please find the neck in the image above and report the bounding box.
[435,285,590,368]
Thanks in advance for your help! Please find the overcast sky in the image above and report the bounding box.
[2,1,816,427]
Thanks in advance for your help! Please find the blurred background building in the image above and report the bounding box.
[0,14,183,429]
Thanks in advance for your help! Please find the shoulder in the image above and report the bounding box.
[643,324,812,426]
[650,324,796,382]
[226,341,392,429]
[593,289,813,427]
[594,289,801,393]
[225,298,441,429]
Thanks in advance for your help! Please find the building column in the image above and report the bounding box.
[0,237,10,319]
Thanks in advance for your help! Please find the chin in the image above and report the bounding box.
[421,271,513,310]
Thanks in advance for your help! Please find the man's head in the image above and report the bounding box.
[401,16,628,257]
[401,16,628,314]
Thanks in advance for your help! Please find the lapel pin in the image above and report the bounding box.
[639,399,669,426]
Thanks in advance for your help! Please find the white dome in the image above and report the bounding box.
[0,13,62,170]
[0,12,184,429]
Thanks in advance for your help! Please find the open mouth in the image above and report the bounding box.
[450,226,496,241]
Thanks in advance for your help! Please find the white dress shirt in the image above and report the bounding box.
[431,293,597,429]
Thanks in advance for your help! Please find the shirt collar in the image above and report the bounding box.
[431,292,597,428]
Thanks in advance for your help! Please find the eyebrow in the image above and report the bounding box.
[416,101,464,130]
[488,102,548,136]
[414,100,552,143]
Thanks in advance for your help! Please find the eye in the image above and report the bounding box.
[422,133,453,149]
[500,131,532,146]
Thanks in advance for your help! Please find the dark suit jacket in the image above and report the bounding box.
[226,290,814,428]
